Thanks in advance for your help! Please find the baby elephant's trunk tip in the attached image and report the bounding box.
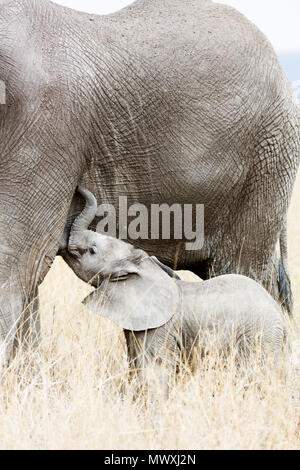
[68,186,98,248]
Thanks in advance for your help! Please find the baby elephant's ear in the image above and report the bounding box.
[82,272,180,331]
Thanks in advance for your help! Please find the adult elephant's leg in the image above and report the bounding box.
[0,270,25,366]
[0,154,82,366]
[13,294,41,354]
[216,144,297,311]
[187,90,298,314]
[0,220,72,366]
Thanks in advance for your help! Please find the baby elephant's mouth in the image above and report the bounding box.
[109,270,140,283]
[110,274,130,282]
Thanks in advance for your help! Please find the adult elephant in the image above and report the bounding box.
[0,0,299,363]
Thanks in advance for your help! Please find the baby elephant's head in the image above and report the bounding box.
[65,186,180,331]
[65,186,146,286]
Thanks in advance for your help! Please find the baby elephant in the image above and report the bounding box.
[64,187,288,392]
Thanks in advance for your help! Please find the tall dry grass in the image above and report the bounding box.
[0,175,300,450]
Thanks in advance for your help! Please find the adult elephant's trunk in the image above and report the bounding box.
[68,186,98,251]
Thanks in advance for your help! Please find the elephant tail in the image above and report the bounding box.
[278,218,293,315]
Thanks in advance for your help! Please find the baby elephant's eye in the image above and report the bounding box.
[89,246,98,255]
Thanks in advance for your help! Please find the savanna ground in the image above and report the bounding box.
[1,175,300,450]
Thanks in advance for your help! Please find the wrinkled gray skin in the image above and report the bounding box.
[66,188,288,396]
[0,0,299,364]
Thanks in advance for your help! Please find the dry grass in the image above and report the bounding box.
[0,176,300,450]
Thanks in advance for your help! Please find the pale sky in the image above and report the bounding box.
[53,0,300,53]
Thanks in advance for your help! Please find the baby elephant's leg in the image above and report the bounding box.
[125,328,177,402]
